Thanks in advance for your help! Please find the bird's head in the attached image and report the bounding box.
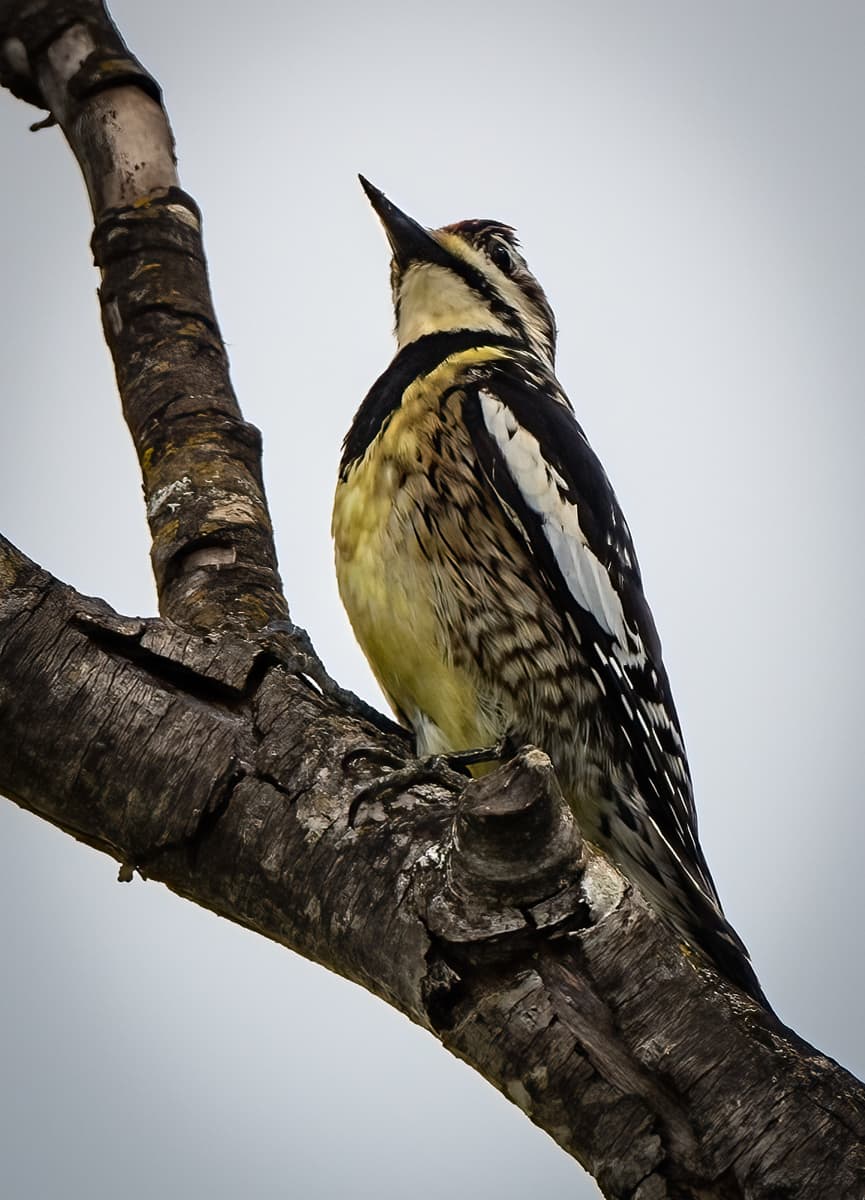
[360,176,557,367]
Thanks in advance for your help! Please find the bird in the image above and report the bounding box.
[332,176,767,1007]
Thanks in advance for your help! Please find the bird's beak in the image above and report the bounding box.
[359,176,449,270]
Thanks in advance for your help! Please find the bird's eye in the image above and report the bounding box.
[489,242,514,275]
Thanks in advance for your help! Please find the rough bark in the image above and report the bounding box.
[1,3,864,1198]
[1,0,284,636]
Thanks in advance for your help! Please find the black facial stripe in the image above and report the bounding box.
[438,222,534,333]
[392,249,525,344]
[441,252,534,345]
[391,220,535,349]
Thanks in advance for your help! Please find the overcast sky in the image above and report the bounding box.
[1,2,864,1197]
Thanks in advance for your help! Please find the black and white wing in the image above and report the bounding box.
[462,355,766,1004]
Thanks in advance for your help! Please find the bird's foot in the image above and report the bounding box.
[343,738,513,826]
[440,737,513,771]
[344,749,467,825]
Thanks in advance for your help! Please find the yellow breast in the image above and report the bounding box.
[332,347,507,754]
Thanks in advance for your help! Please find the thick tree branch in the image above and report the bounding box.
[1,535,864,1198]
[2,3,865,1197]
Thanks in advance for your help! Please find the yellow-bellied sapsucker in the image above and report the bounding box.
[333,177,767,1006]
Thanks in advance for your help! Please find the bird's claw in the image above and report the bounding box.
[344,739,513,827]
[438,737,513,771]
[345,752,469,827]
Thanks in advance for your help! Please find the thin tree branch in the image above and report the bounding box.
[0,0,285,635]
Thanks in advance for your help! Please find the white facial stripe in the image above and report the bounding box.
[479,389,628,645]
[427,233,554,364]
[396,263,511,347]
[492,270,553,364]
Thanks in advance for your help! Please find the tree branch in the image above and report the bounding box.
[0,0,284,635]
[1,534,864,1198]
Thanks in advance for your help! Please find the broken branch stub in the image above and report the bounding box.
[421,749,589,949]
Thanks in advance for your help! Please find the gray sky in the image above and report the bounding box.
[1,2,864,1197]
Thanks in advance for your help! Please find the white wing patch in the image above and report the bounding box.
[479,389,631,647]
